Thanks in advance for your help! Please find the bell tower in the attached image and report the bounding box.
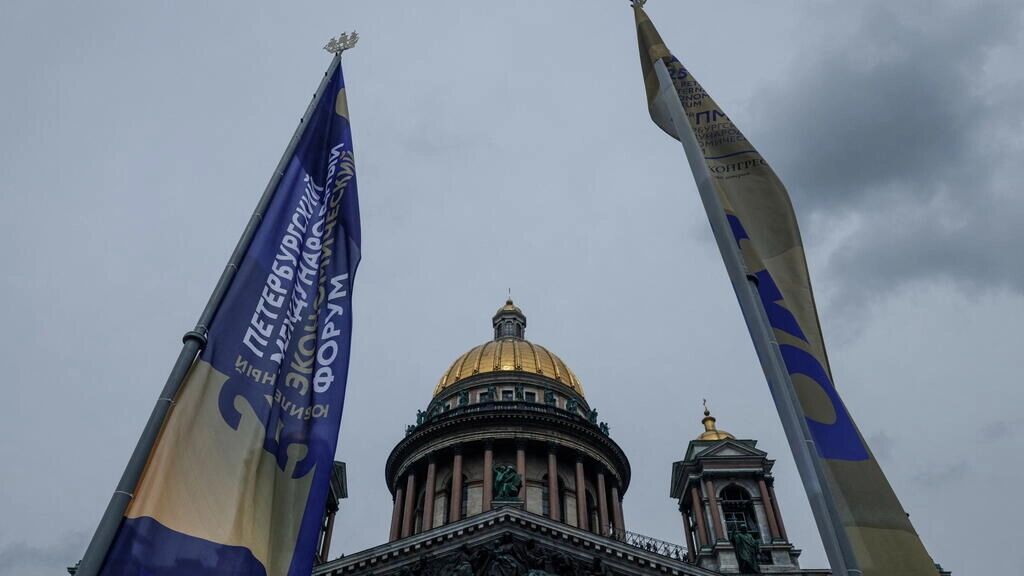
[670,406,802,573]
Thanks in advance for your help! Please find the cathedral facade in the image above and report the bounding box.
[314,301,831,576]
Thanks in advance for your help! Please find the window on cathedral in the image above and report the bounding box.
[587,491,600,535]
[501,390,513,401]
[721,485,760,543]
[479,391,491,402]
[541,480,550,517]
[414,491,425,534]
[434,491,448,527]
[525,482,544,516]
[724,510,752,535]
[524,391,536,402]
[563,491,577,527]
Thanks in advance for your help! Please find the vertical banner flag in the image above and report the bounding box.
[633,5,936,575]
[100,58,361,576]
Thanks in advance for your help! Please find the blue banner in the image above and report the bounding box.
[101,58,361,576]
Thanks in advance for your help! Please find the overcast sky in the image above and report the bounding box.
[1,1,1021,575]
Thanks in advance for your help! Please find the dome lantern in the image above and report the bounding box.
[492,298,526,340]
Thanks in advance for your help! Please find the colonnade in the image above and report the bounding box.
[679,477,787,562]
[389,441,626,541]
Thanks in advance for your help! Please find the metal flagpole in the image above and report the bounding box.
[651,59,861,576]
[75,34,357,576]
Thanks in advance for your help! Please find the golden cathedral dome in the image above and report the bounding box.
[433,299,584,397]
[434,339,584,396]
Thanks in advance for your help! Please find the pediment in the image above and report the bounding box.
[693,439,765,460]
[315,508,718,576]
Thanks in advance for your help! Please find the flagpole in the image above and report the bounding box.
[651,60,861,576]
[75,39,355,576]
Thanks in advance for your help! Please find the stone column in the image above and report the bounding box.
[682,509,696,562]
[758,478,781,540]
[483,442,494,512]
[704,479,726,542]
[516,442,527,498]
[575,455,589,531]
[450,448,464,522]
[768,484,788,540]
[320,507,336,561]
[690,486,709,547]
[547,445,560,521]
[389,485,404,542]
[401,471,417,538]
[610,484,625,534]
[422,457,437,531]
[596,470,610,535]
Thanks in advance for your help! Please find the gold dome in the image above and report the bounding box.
[434,339,584,397]
[435,299,584,397]
[697,406,735,441]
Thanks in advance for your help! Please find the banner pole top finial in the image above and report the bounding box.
[324,31,359,55]
[631,0,647,8]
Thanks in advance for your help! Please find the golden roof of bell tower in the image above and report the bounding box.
[696,403,735,441]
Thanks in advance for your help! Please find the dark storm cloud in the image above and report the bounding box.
[755,0,1024,304]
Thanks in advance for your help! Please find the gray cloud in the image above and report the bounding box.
[0,531,87,576]
[912,461,970,488]
[866,430,895,463]
[754,0,1024,308]
[0,3,1019,576]
[978,418,1024,441]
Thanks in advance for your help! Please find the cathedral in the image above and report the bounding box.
[309,300,869,576]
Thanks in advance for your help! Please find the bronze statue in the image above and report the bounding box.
[493,465,522,499]
[566,398,578,414]
[730,526,760,573]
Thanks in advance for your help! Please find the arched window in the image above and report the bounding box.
[540,475,567,521]
[561,479,576,527]
[720,485,759,540]
[541,475,550,517]
[414,489,425,534]
[586,490,600,534]
[461,474,470,517]
[434,478,450,528]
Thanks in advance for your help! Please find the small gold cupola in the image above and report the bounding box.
[697,402,735,441]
